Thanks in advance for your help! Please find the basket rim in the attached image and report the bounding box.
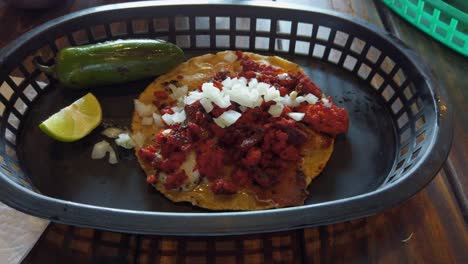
[0,0,454,235]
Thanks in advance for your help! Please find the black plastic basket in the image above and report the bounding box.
[0,1,452,235]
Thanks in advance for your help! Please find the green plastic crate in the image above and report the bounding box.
[382,0,467,56]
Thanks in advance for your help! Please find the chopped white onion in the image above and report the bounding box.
[91,141,110,159]
[268,103,284,117]
[101,127,123,138]
[162,129,172,135]
[213,110,242,128]
[287,112,305,121]
[108,147,118,164]
[152,113,165,128]
[264,87,280,102]
[281,95,300,107]
[131,132,146,147]
[91,140,118,164]
[322,98,332,108]
[134,99,155,117]
[171,106,184,113]
[184,91,203,105]
[162,110,186,125]
[115,133,135,149]
[142,117,153,125]
[223,51,238,63]
[296,96,306,103]
[202,83,231,108]
[200,98,213,113]
[277,73,289,79]
[305,93,319,104]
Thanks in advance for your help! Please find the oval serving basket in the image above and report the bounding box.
[0,1,452,235]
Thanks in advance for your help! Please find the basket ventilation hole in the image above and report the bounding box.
[7,113,20,130]
[255,37,270,50]
[277,20,292,34]
[0,82,14,100]
[5,128,16,145]
[38,44,55,62]
[350,37,365,54]
[416,131,426,145]
[5,145,16,158]
[216,17,229,30]
[403,85,415,100]
[54,36,71,51]
[316,26,331,41]
[435,26,448,38]
[410,100,421,115]
[176,35,190,48]
[382,85,395,101]
[10,68,26,82]
[387,174,396,183]
[154,18,169,32]
[327,48,342,64]
[35,72,50,87]
[392,68,406,87]
[110,21,127,37]
[236,17,250,31]
[411,148,421,160]
[357,63,372,79]
[400,127,411,145]
[381,56,395,74]
[14,98,27,115]
[216,36,229,48]
[394,0,404,9]
[366,46,381,64]
[312,44,326,58]
[0,164,12,176]
[333,31,349,47]
[371,73,384,90]
[0,102,5,117]
[297,22,313,37]
[343,55,357,71]
[132,19,149,34]
[196,35,210,48]
[294,41,310,55]
[72,30,89,45]
[235,36,249,49]
[452,35,464,48]
[195,16,209,30]
[415,116,426,131]
[275,39,290,52]
[419,16,432,29]
[255,18,269,32]
[397,112,409,129]
[396,160,404,170]
[406,6,417,19]
[91,25,107,40]
[399,144,409,157]
[391,98,403,114]
[174,17,188,31]
[403,165,412,173]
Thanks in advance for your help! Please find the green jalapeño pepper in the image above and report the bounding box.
[37,39,185,88]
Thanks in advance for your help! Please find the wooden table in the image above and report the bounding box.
[0,0,466,263]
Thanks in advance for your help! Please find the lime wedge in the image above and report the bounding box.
[39,93,102,142]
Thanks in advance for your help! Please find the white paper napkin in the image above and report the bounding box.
[0,203,48,264]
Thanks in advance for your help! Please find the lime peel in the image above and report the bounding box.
[39,93,102,142]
